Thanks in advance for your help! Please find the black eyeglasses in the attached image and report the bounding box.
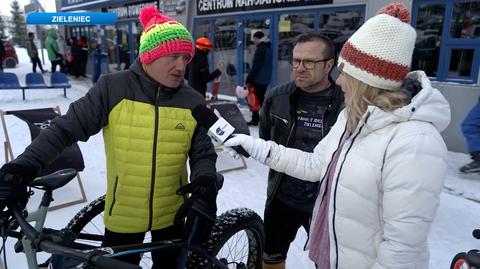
[291,58,332,70]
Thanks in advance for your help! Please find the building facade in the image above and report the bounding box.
[187,0,480,152]
[57,0,188,71]
[55,0,479,152]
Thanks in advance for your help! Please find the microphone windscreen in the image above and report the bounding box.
[192,105,218,128]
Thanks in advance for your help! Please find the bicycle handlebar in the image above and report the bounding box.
[10,206,141,269]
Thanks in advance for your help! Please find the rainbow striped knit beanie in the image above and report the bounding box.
[139,5,194,64]
[338,2,416,90]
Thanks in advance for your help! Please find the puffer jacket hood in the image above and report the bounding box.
[47,29,57,40]
[359,70,451,136]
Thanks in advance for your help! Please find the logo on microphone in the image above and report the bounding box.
[216,127,225,136]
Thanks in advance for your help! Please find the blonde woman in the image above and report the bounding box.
[225,2,450,268]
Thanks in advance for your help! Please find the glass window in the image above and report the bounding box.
[193,20,210,39]
[243,17,271,85]
[132,21,143,59]
[213,18,237,96]
[214,18,237,50]
[117,24,131,70]
[412,3,445,77]
[277,13,314,85]
[449,48,474,77]
[450,1,480,39]
[318,9,364,56]
[104,25,118,70]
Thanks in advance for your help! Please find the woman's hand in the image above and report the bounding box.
[224,134,271,164]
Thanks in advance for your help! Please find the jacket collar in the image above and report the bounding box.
[352,71,451,136]
[129,58,182,96]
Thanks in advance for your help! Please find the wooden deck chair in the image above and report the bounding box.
[207,101,248,173]
[0,106,87,211]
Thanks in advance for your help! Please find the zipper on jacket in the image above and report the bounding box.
[267,116,295,203]
[317,126,347,202]
[271,113,288,125]
[303,125,347,251]
[332,114,370,269]
[148,86,161,230]
[321,105,332,138]
[109,176,119,216]
[316,124,348,204]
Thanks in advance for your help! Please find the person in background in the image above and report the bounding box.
[77,36,89,77]
[0,6,218,268]
[56,32,68,73]
[68,37,82,78]
[45,29,64,73]
[225,3,450,268]
[246,30,272,126]
[25,32,46,73]
[259,32,343,269]
[64,37,73,75]
[185,37,223,97]
[459,100,480,173]
[120,43,130,70]
[91,43,108,84]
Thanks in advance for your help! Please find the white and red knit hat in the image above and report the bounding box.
[338,2,416,90]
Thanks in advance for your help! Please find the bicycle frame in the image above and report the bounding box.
[12,181,229,269]
[74,239,229,269]
[21,189,52,269]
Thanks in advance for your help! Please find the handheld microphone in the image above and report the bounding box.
[192,105,250,158]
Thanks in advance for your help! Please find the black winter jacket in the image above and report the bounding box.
[246,40,272,86]
[186,49,221,96]
[259,81,344,205]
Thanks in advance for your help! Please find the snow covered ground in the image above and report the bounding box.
[1,47,480,268]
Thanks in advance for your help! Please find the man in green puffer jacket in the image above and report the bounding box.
[45,28,64,72]
[0,6,218,268]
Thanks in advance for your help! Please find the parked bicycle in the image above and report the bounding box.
[0,169,264,269]
[450,229,480,269]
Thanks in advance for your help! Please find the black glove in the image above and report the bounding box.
[0,163,36,209]
[175,176,218,245]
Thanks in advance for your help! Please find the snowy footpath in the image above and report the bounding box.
[1,47,480,268]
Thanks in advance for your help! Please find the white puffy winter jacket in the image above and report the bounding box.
[265,71,451,269]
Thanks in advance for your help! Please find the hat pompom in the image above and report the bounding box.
[377,2,411,23]
[139,5,159,27]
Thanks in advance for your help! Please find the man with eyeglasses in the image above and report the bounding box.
[259,32,344,269]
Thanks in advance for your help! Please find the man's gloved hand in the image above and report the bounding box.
[0,163,36,209]
[224,134,271,164]
[175,176,218,245]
